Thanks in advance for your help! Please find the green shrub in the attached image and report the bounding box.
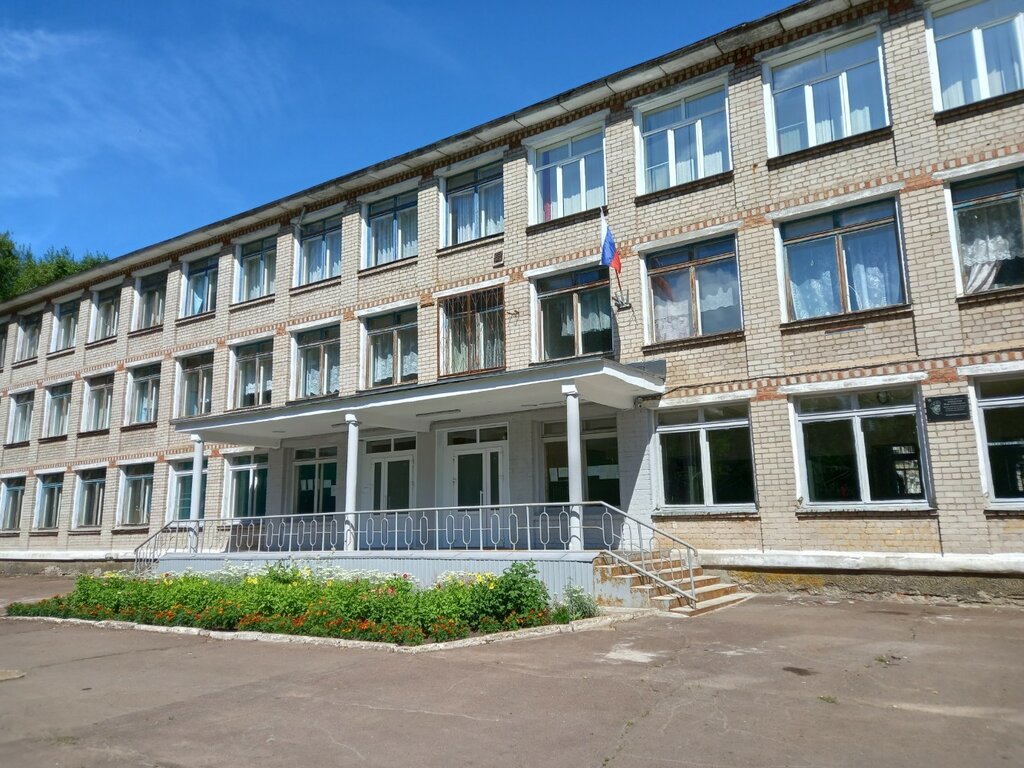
[561,584,599,620]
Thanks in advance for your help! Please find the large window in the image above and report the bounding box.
[134,272,166,330]
[298,215,342,285]
[91,287,119,341]
[647,236,742,342]
[795,386,927,506]
[534,129,605,222]
[368,192,418,267]
[952,170,1024,293]
[120,464,154,526]
[34,473,63,529]
[0,477,24,531]
[182,256,218,317]
[169,459,208,521]
[82,374,114,432]
[365,309,418,388]
[228,454,268,517]
[447,163,504,245]
[975,376,1024,502]
[639,87,730,193]
[295,326,340,398]
[236,236,276,302]
[294,446,337,514]
[782,200,905,320]
[543,418,621,507]
[43,383,72,438]
[74,469,105,528]
[8,391,34,444]
[16,314,40,361]
[768,33,887,155]
[128,364,161,425]
[0,325,7,368]
[537,268,612,360]
[932,0,1024,110]
[656,404,756,508]
[440,288,505,375]
[51,300,78,352]
[234,340,273,408]
[178,353,213,417]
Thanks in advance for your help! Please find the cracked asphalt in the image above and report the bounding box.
[0,575,1022,767]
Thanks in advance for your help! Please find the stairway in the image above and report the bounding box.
[594,551,752,616]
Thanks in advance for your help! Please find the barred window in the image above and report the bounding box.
[440,288,505,375]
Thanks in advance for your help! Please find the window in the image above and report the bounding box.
[537,267,613,360]
[128,364,161,424]
[298,215,342,285]
[295,326,340,398]
[639,86,730,193]
[367,192,418,267]
[234,340,273,408]
[44,383,72,438]
[169,459,208,521]
[120,464,154,526]
[795,387,927,505]
[768,33,887,155]
[15,314,40,361]
[178,353,213,417]
[294,446,338,514]
[952,170,1024,293]
[91,287,119,341]
[782,200,905,320]
[1,477,25,530]
[236,236,276,302]
[51,300,78,352]
[932,0,1024,110]
[8,391,34,444]
[656,404,756,508]
[543,418,621,506]
[365,437,416,512]
[439,288,505,375]
[0,325,7,368]
[34,473,63,529]
[975,376,1024,502]
[227,454,268,517]
[365,309,418,388]
[647,236,742,342]
[135,272,166,330]
[447,162,504,245]
[74,469,105,528]
[82,374,114,432]
[534,129,605,222]
[182,256,218,317]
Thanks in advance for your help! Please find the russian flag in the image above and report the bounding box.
[600,210,621,276]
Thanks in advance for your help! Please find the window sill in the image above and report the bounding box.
[229,294,275,312]
[984,506,1024,518]
[525,206,602,237]
[11,358,38,369]
[436,367,506,383]
[29,529,58,537]
[289,275,343,297]
[127,325,163,339]
[0,531,21,538]
[77,428,110,439]
[634,171,734,207]
[86,335,118,349]
[38,434,68,445]
[955,284,1024,308]
[934,89,1024,125]
[176,311,216,328]
[765,125,893,171]
[652,507,758,519]
[355,379,420,396]
[528,351,613,367]
[285,392,341,406]
[69,527,102,536]
[121,421,158,433]
[112,526,150,534]
[358,257,418,278]
[227,403,275,414]
[436,233,504,258]
[779,304,911,334]
[795,505,936,519]
[47,348,76,360]
[3,441,29,449]
[642,330,744,354]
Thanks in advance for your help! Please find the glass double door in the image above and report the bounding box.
[360,454,415,549]
[449,446,507,547]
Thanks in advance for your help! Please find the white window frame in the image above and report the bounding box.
[132,268,168,331]
[363,190,419,268]
[49,298,79,353]
[533,265,614,362]
[81,373,115,433]
[179,253,219,319]
[234,235,277,303]
[440,160,505,247]
[126,363,162,425]
[118,462,155,527]
[0,324,8,369]
[175,351,214,418]
[527,124,607,224]
[230,337,274,410]
[15,313,41,361]
[362,307,419,389]
[291,323,341,400]
[7,390,34,444]
[34,472,64,530]
[292,446,339,514]
[225,453,269,518]
[438,287,506,376]
[294,213,343,286]
[969,372,1024,508]
[88,284,120,342]
[43,381,73,438]
[73,468,106,528]
[0,476,25,531]
[166,459,208,522]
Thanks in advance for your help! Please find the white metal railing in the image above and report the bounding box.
[133,502,700,606]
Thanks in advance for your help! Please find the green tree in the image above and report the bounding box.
[0,232,107,303]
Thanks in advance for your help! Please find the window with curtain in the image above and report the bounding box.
[129,364,161,424]
[534,129,605,222]
[120,464,153,526]
[179,353,213,417]
[237,236,276,302]
[368,192,418,267]
[952,170,1024,293]
[0,477,25,530]
[135,272,166,330]
[16,314,40,361]
[51,300,78,352]
[782,199,905,320]
[8,392,34,444]
[640,86,731,193]
[183,256,218,317]
[296,325,340,398]
[440,288,505,375]
[228,454,268,517]
[170,459,208,521]
[92,287,119,340]
[83,374,114,432]
[447,162,504,245]
[35,473,64,529]
[933,0,1024,110]
[44,383,72,438]
[769,33,887,155]
[234,340,273,408]
[75,469,105,528]
[975,377,1024,501]
[298,215,342,285]
[647,236,742,342]
[365,309,418,388]
[537,267,613,360]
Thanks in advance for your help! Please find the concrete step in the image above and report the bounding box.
[669,592,754,617]
[604,566,704,585]
[595,560,702,578]
[649,581,740,610]
[629,574,719,597]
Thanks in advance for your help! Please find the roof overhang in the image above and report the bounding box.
[175,357,666,447]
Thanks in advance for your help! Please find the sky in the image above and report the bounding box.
[0,0,793,260]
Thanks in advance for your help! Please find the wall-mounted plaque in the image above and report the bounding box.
[925,395,970,422]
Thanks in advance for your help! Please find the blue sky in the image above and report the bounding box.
[0,0,791,260]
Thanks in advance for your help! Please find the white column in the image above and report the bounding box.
[344,414,360,551]
[562,384,583,551]
[188,434,204,554]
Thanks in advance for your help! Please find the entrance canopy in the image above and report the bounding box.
[174,358,665,447]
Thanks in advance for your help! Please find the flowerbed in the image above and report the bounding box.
[6,561,597,646]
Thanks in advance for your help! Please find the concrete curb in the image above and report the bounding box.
[1,611,650,653]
